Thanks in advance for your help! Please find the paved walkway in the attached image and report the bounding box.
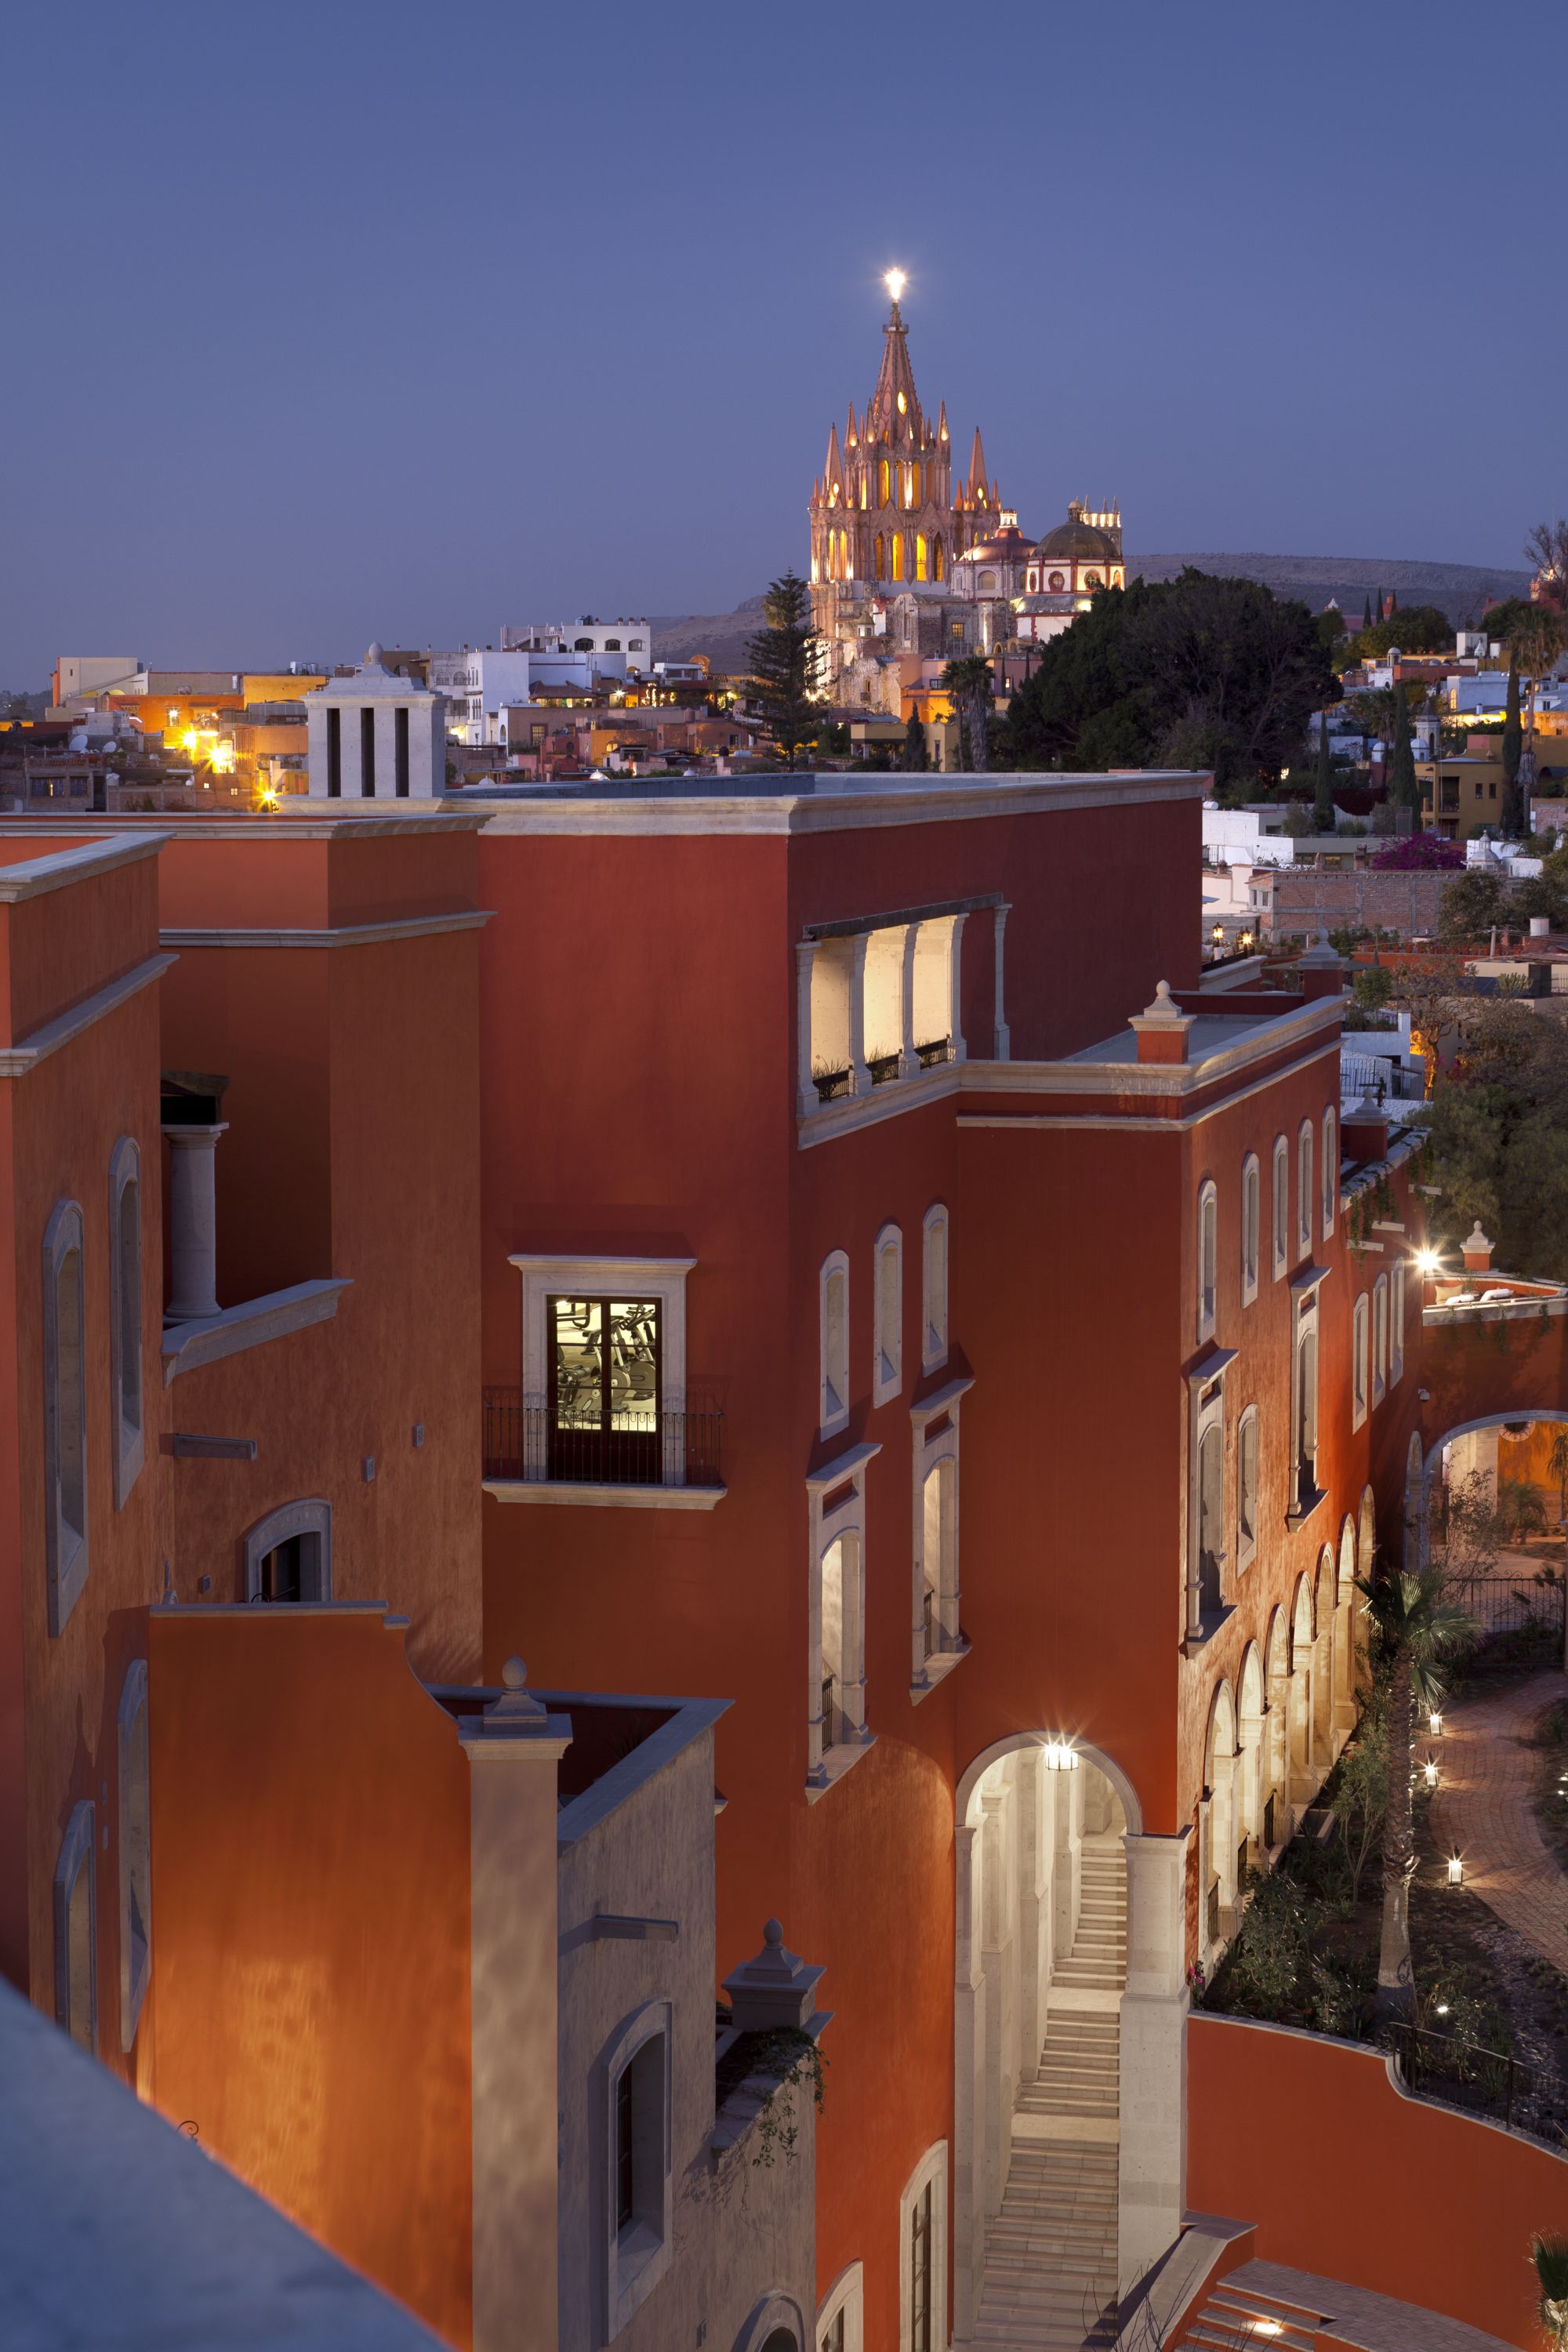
[1427,1668,1568,1974]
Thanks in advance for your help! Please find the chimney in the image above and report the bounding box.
[1461,1221,1494,1276]
[1129,979,1194,1065]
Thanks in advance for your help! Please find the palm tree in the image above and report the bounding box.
[1533,2232,1568,2352]
[942,655,996,774]
[1550,1427,1568,1523]
[1356,1562,1479,2015]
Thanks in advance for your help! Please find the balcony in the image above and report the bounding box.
[482,1388,726,1509]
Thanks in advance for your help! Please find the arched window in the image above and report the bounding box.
[878,458,890,506]
[108,1138,143,1508]
[53,1801,96,2053]
[1321,1107,1338,1239]
[900,2143,949,2352]
[603,2002,673,2334]
[1241,1152,1261,1305]
[922,1206,949,1370]
[1237,1407,1258,1570]
[1390,1258,1406,1384]
[874,532,885,579]
[1373,1273,1389,1403]
[1026,568,1039,592]
[1352,1294,1369,1428]
[1198,1422,1224,1615]
[932,536,944,582]
[573,636,594,651]
[915,534,928,581]
[891,533,905,582]
[43,1200,89,1636]
[243,1499,332,1602]
[873,1225,902,1404]
[117,1661,151,2049]
[820,1252,850,1435]
[818,2263,865,2352]
[1272,1134,1289,1279]
[604,637,621,652]
[1197,1179,1218,1341]
[1297,1122,1313,1259]
[1294,1298,1319,1512]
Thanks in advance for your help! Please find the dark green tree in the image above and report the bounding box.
[1000,570,1334,800]
[1387,675,1418,812]
[1362,593,1373,630]
[746,571,821,768]
[901,707,927,771]
[1313,719,1336,833]
[942,655,995,775]
[1501,659,1524,837]
[1346,605,1454,662]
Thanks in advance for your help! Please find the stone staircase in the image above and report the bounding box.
[973,1839,1126,2351]
[1178,2274,1321,2352]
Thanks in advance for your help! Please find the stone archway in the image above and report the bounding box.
[953,1736,1183,2341]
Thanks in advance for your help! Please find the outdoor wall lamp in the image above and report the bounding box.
[1446,1853,1464,1886]
[1423,1756,1439,1790]
[1041,1741,1079,1772]
[1428,1709,1443,1737]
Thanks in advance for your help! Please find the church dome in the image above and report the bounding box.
[962,524,1032,566]
[1034,506,1116,564]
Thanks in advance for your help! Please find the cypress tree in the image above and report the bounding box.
[1314,716,1336,833]
[1375,584,1385,622]
[1388,684,1418,813]
[1501,659,1524,837]
[902,707,927,771]
[1362,593,1373,630]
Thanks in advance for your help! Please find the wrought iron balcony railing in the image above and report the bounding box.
[482,1388,723,1488]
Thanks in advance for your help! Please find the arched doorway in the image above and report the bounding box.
[1334,1518,1358,1739]
[1312,1548,1336,1762]
[953,1737,1181,2344]
[1287,1574,1316,1815]
[1262,1608,1289,1849]
[1237,1643,1265,1857]
[1416,1414,1568,1668]
[1199,1682,1238,1964]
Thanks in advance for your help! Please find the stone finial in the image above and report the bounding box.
[1461,1221,1494,1274]
[1129,978,1195,1065]
[1298,931,1345,1000]
[485,1656,548,1724]
[722,1918,827,2034]
[366,641,386,669]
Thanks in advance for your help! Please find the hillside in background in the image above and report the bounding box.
[652,554,1534,672]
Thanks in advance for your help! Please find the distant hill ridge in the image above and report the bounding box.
[652,555,1533,670]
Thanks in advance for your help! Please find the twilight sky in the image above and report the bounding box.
[4,0,1563,684]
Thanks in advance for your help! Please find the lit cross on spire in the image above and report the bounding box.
[884,268,906,304]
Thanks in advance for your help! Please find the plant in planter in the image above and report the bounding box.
[811,1059,851,1103]
[914,1036,951,1069]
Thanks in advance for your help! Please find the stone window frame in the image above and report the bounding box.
[817,2261,865,2352]
[53,1798,96,2054]
[1271,1134,1289,1281]
[117,1660,151,2050]
[242,1498,333,1603]
[898,2140,949,2352]
[806,1443,879,1801]
[1352,1293,1369,1431]
[1296,1121,1314,1261]
[43,1197,89,1637]
[1321,1105,1338,1242]
[1240,1152,1261,1307]
[820,1250,851,1438]
[601,1998,673,2340]
[1236,1404,1259,1573]
[910,1377,974,1699]
[922,1204,949,1374]
[873,1224,903,1408]
[1197,1178,1218,1344]
[1390,1259,1406,1385]
[1373,1272,1389,1405]
[107,1138,145,1509]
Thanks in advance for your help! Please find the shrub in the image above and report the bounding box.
[1370,832,1465,870]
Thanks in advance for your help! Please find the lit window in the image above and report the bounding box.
[1197,1180,1218,1341]
[1293,1291,1321,1516]
[821,1253,850,1434]
[922,1206,949,1370]
[1241,1153,1261,1305]
[1237,1407,1258,1570]
[1297,1123,1313,1259]
[108,1139,143,1508]
[808,1447,873,1794]
[43,1200,89,1636]
[53,1801,96,2054]
[1322,1108,1338,1240]
[873,1225,902,1405]
[1271,1136,1288,1279]
[117,1661,151,2050]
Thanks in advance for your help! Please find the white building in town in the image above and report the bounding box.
[502,617,652,673]
[303,645,447,798]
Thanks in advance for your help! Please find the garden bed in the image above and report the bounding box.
[1201,1733,1568,2091]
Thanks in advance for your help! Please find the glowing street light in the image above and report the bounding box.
[1428,1709,1443,1737]
[1041,1740,1079,1772]
[1446,1853,1464,1886]
[1414,1247,1442,1276]
[884,268,907,303]
[1423,1756,1439,1790]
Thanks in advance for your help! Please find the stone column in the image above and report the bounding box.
[162,1123,227,1323]
[1119,1829,1189,2296]
[952,1820,985,2350]
[847,934,872,1096]
[460,1662,573,2352]
[993,902,1011,1059]
[795,939,817,1116]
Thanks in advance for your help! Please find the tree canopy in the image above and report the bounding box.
[746,570,821,768]
[1000,570,1335,800]
[1424,997,1568,1275]
[1343,604,1454,661]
